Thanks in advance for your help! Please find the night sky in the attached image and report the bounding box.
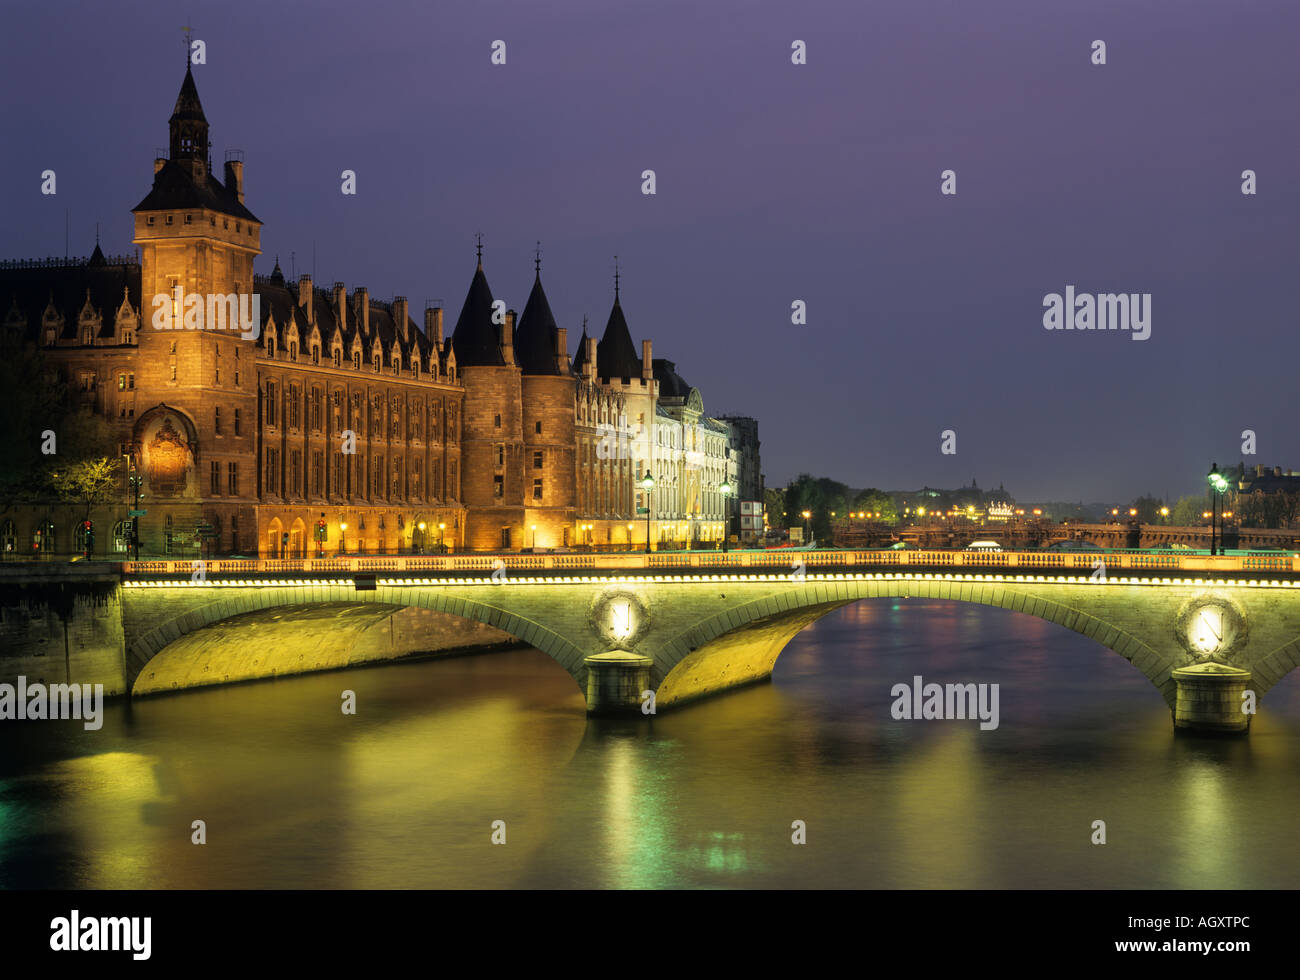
[3,0,1297,502]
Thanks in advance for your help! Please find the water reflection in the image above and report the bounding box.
[3,598,1300,888]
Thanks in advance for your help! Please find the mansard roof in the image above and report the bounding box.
[0,251,141,342]
[133,159,260,222]
[251,279,439,369]
[515,273,568,376]
[596,295,640,380]
[652,358,692,400]
[451,262,513,367]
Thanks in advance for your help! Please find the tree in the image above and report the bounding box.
[50,457,120,521]
[764,487,786,530]
[1170,494,1205,527]
[1130,494,1163,524]
[852,488,899,525]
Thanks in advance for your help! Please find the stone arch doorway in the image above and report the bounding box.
[266,517,284,558]
[289,518,306,558]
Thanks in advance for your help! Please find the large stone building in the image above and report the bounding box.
[0,64,758,557]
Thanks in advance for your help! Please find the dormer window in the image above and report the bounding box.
[332,348,341,367]
[353,351,360,369]
[373,354,380,372]
[289,341,297,361]
[165,215,173,226]
[184,214,193,224]
[146,216,155,227]
[236,222,242,233]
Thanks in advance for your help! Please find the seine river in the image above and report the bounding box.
[4,598,1300,889]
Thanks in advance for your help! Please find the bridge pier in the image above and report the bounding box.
[1171,662,1252,735]
[584,651,654,716]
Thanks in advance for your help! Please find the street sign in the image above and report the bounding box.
[129,509,147,517]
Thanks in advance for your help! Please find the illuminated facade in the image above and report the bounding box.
[0,64,759,556]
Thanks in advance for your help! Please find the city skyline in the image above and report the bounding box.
[3,0,1297,502]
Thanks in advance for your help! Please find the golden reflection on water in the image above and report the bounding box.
[5,600,1300,888]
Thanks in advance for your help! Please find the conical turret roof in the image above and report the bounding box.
[515,272,567,375]
[596,294,641,380]
[451,260,512,367]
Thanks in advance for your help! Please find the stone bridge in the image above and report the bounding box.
[99,549,1300,733]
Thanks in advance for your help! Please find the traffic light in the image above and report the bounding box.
[81,519,94,557]
[316,518,327,542]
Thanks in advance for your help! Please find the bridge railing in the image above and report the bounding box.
[117,549,1300,578]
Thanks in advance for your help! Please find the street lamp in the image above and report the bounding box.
[530,523,537,550]
[626,522,634,553]
[339,521,348,556]
[1207,462,1230,556]
[720,480,732,553]
[641,471,655,554]
[122,452,142,560]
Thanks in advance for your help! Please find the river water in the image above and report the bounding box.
[3,598,1300,889]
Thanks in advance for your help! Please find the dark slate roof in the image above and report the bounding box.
[515,273,568,376]
[451,263,513,367]
[571,325,589,373]
[170,66,207,124]
[0,254,142,342]
[250,280,435,369]
[652,358,691,399]
[132,159,260,222]
[596,296,641,380]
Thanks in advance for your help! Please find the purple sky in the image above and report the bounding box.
[3,0,1298,501]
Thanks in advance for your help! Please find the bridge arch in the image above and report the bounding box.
[653,578,1174,708]
[124,585,588,695]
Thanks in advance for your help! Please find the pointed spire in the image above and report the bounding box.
[475,232,483,269]
[516,254,567,376]
[613,255,620,302]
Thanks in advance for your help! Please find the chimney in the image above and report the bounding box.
[502,310,515,360]
[642,339,653,380]
[425,305,443,345]
[556,326,568,372]
[298,275,313,322]
[224,160,245,203]
[154,158,166,175]
[393,296,409,343]
[356,286,369,335]
[333,282,347,334]
[584,335,597,380]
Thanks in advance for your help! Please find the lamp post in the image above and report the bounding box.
[1207,462,1229,556]
[801,509,811,544]
[530,524,537,550]
[339,521,348,556]
[720,480,732,553]
[641,471,655,554]
[122,452,141,560]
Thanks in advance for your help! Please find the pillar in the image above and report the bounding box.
[584,651,653,715]
[1171,662,1252,735]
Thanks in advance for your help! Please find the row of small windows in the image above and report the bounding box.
[145,213,247,234]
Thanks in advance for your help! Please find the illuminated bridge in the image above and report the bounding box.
[47,547,1292,733]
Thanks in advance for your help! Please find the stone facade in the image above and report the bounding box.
[0,64,760,557]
